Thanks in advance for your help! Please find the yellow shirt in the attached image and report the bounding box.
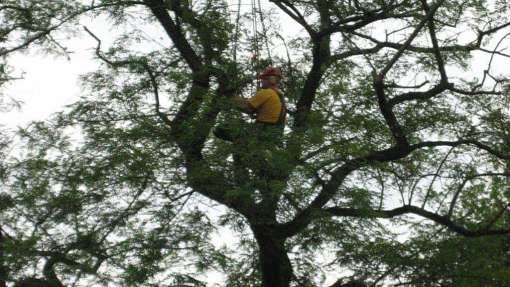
[247,88,282,124]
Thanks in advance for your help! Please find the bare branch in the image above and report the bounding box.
[477,21,510,46]
[474,32,510,91]
[411,140,510,160]
[83,26,175,127]
[0,2,145,57]
[268,0,315,36]
[421,147,454,209]
[371,1,445,149]
[379,0,446,79]
[373,74,409,147]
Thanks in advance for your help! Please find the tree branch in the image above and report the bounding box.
[448,172,510,218]
[0,2,144,57]
[281,137,510,237]
[388,81,451,106]
[268,0,315,36]
[379,0,445,79]
[421,146,454,209]
[83,26,175,128]
[373,74,409,147]
[371,1,446,149]
[325,205,510,237]
[143,0,203,73]
[420,0,448,82]
[0,229,5,287]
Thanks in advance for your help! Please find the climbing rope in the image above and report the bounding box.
[251,0,260,89]
[257,0,272,65]
[230,0,275,92]
[251,0,259,59]
[231,0,273,65]
[232,0,242,65]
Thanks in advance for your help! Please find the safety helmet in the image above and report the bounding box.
[259,66,282,79]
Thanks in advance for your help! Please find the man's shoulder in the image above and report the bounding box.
[257,88,278,97]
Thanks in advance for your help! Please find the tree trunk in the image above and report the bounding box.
[505,158,510,266]
[0,229,6,287]
[253,229,293,287]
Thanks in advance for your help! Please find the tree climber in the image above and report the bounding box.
[214,66,286,148]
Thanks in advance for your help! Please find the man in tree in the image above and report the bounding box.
[215,66,286,149]
[214,66,287,180]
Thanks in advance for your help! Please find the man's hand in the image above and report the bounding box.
[233,96,255,114]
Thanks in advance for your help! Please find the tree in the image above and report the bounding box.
[2,0,510,286]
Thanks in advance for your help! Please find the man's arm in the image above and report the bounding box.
[233,96,256,114]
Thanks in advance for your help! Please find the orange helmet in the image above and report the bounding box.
[259,66,282,79]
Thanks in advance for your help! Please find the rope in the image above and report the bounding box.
[231,0,274,91]
[251,0,260,89]
[251,0,259,59]
[233,0,242,65]
[257,0,272,65]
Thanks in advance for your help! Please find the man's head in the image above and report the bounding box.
[259,66,282,88]
[261,75,280,88]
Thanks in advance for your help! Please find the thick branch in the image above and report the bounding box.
[282,138,510,237]
[411,140,510,160]
[279,162,360,237]
[420,0,448,82]
[167,0,216,60]
[477,21,510,46]
[325,205,510,237]
[293,38,331,129]
[330,43,385,62]
[143,0,203,72]
[373,75,409,147]
[388,81,452,106]
[322,4,416,36]
[371,2,446,148]
[269,0,315,36]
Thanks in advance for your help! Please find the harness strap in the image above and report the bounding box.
[274,88,286,125]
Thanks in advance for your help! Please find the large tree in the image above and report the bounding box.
[2,0,510,286]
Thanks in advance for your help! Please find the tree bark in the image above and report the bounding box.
[253,228,293,287]
[0,229,6,287]
[504,146,510,266]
